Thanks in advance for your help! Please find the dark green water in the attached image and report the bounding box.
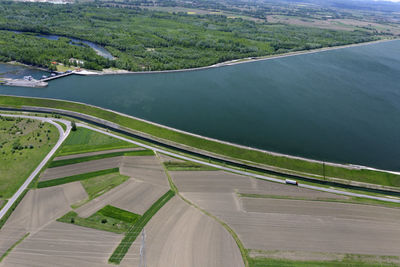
[1,41,400,171]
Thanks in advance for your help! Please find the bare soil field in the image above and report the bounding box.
[172,171,400,257]
[171,170,346,199]
[76,179,168,217]
[54,147,143,161]
[120,197,243,267]
[120,156,169,187]
[0,183,87,258]
[39,157,122,181]
[0,221,122,267]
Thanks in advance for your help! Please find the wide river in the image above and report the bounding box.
[1,40,400,171]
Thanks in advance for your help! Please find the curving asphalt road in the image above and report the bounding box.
[0,114,71,221]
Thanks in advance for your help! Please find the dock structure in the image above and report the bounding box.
[41,71,74,82]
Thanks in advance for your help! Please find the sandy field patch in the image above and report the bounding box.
[0,221,122,267]
[120,156,169,187]
[76,179,168,217]
[54,147,143,161]
[121,197,244,267]
[39,157,122,181]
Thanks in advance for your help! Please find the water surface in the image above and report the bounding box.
[1,41,399,171]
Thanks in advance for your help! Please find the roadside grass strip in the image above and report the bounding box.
[0,189,28,230]
[0,233,29,262]
[37,168,119,188]
[57,206,141,234]
[108,190,175,264]
[248,255,400,267]
[49,149,153,168]
[163,161,217,171]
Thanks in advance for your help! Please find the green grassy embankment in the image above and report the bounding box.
[57,205,141,234]
[163,161,217,171]
[57,127,137,156]
[0,116,59,200]
[37,168,119,188]
[1,96,399,188]
[108,190,175,264]
[49,149,153,168]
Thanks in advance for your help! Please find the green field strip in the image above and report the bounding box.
[49,149,153,168]
[57,206,140,234]
[108,190,175,264]
[37,168,119,188]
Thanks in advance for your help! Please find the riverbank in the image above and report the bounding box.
[0,95,399,193]
[78,37,397,76]
[3,38,396,78]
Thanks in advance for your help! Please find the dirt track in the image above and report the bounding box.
[121,197,244,267]
[172,171,400,257]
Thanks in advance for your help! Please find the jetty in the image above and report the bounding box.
[41,71,74,82]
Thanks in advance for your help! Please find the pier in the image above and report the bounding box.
[41,71,74,82]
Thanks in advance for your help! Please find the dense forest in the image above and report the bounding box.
[0,1,377,71]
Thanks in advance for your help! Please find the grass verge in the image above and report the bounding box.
[108,190,175,264]
[49,149,152,168]
[37,168,119,188]
[238,193,400,209]
[0,233,29,262]
[163,161,217,171]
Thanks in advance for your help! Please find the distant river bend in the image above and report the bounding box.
[1,40,400,171]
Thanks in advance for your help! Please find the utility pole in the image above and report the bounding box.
[139,229,146,267]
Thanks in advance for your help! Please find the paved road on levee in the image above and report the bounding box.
[0,112,398,223]
[0,115,71,221]
[79,123,400,204]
